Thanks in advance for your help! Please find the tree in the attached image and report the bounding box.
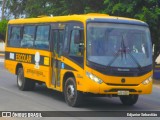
[5,0,105,17]
[0,19,8,40]
[24,0,50,17]
[1,0,7,20]
[5,0,27,18]
[84,0,105,13]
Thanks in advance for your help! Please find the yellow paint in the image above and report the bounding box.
[44,57,49,65]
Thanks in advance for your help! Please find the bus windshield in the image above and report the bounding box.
[87,23,152,68]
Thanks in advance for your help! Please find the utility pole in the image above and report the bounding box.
[1,0,6,20]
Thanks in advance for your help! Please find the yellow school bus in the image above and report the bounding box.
[3,13,152,107]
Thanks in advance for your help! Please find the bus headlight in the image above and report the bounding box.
[142,76,152,85]
[86,72,103,84]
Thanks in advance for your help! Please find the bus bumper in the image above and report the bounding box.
[79,77,153,95]
[99,81,152,95]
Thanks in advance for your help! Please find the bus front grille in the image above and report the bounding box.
[106,83,139,86]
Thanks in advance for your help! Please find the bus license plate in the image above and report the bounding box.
[118,91,129,95]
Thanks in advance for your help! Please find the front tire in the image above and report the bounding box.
[120,95,139,106]
[64,77,82,107]
[17,68,35,91]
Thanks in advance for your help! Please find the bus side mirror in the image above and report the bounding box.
[72,29,84,55]
[73,30,84,44]
[0,33,5,42]
[73,30,81,44]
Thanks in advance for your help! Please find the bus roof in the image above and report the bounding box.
[8,13,147,26]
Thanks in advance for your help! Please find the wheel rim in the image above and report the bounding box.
[18,71,23,87]
[66,84,75,102]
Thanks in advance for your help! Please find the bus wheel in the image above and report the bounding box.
[17,68,35,91]
[64,77,82,107]
[119,95,139,106]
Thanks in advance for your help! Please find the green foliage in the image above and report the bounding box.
[6,0,27,18]
[0,19,8,38]
[24,0,50,17]
[5,0,105,17]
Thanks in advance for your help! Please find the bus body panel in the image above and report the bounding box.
[5,60,17,74]
[5,47,52,87]
[83,72,153,94]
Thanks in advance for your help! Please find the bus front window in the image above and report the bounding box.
[87,23,152,69]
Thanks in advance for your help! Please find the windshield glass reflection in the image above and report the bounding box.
[87,23,152,68]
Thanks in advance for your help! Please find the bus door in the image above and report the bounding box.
[52,29,64,88]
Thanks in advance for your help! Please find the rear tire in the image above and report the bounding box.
[17,68,35,91]
[120,95,139,106]
[64,77,83,107]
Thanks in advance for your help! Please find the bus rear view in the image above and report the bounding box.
[85,18,152,105]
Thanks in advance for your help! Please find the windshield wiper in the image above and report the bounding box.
[106,36,142,70]
[106,36,127,67]
[127,51,142,70]
[106,49,120,68]
[121,36,127,58]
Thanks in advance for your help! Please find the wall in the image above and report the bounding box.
[0,40,5,51]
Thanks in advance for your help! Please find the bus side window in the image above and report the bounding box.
[53,30,58,54]
[63,25,69,53]
[21,26,35,48]
[35,25,50,50]
[9,26,21,47]
[69,30,84,57]
[7,26,11,42]
[58,30,64,57]
[69,29,84,65]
